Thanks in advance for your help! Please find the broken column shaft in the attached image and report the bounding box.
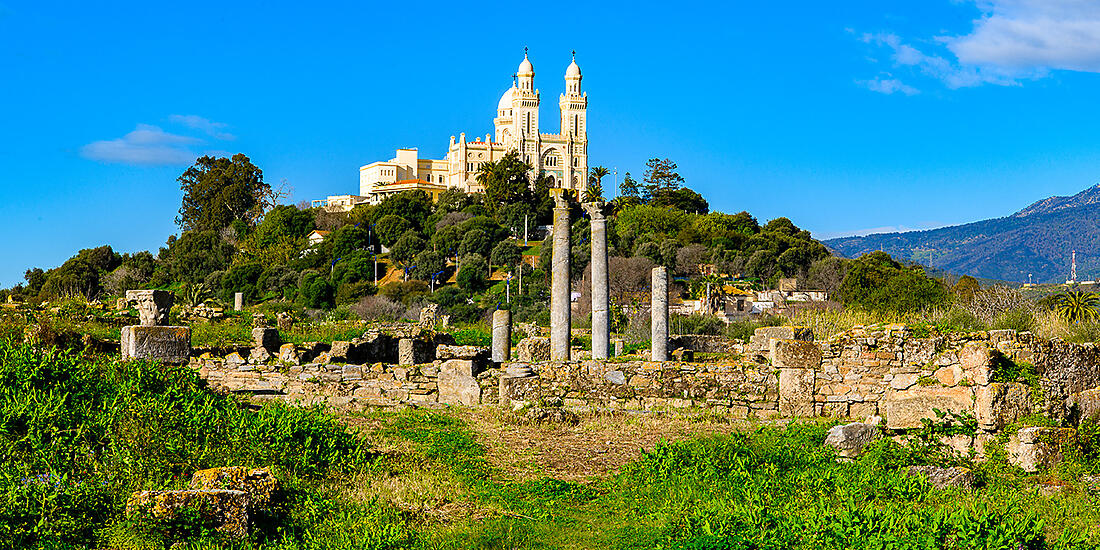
[651,266,669,362]
[550,198,571,361]
[492,309,511,363]
[586,204,610,360]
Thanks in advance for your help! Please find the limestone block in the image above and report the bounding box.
[749,326,812,352]
[329,340,352,362]
[121,326,190,363]
[975,382,1033,431]
[1008,427,1076,473]
[438,359,481,406]
[825,418,883,458]
[234,292,244,311]
[248,346,272,363]
[604,370,626,385]
[225,352,246,366]
[906,465,974,490]
[516,337,551,362]
[883,386,974,429]
[278,344,299,365]
[1069,387,1100,421]
[398,338,434,366]
[890,373,920,390]
[126,489,248,539]
[959,341,991,370]
[189,467,278,512]
[934,365,963,386]
[436,345,488,360]
[671,348,694,362]
[252,327,279,352]
[772,340,821,369]
[779,367,815,417]
[125,289,174,326]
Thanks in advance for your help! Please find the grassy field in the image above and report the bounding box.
[4,339,1100,549]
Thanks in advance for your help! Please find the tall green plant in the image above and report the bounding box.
[1056,290,1100,324]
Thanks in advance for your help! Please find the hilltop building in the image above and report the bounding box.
[313,50,588,210]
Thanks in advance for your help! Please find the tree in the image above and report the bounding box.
[329,225,371,259]
[619,172,640,199]
[254,204,314,248]
[457,254,489,292]
[177,154,270,231]
[374,215,412,247]
[587,166,610,203]
[1056,290,1100,324]
[390,232,426,278]
[412,250,448,282]
[641,158,684,204]
[589,166,610,186]
[458,229,492,259]
[478,150,532,213]
[373,191,432,231]
[490,241,522,270]
[161,231,235,285]
[655,187,708,213]
[953,275,981,300]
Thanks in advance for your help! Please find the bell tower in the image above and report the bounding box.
[512,48,541,167]
[560,51,588,190]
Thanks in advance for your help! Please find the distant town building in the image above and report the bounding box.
[314,50,589,209]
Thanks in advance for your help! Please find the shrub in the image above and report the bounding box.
[350,295,405,322]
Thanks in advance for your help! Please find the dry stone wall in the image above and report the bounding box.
[188,324,1100,439]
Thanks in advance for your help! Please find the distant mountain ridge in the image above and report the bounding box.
[825,184,1100,284]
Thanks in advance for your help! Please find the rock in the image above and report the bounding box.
[779,367,815,417]
[505,363,535,377]
[516,337,551,362]
[419,304,440,327]
[189,466,278,512]
[906,465,975,490]
[824,418,883,458]
[975,382,1033,431]
[883,386,973,429]
[890,373,921,390]
[329,340,352,362]
[225,352,246,366]
[248,346,272,363]
[120,326,191,363]
[604,370,626,385]
[671,348,694,362]
[1007,426,1076,473]
[278,344,300,365]
[398,338,434,365]
[438,359,481,406]
[1069,387,1100,422]
[436,345,487,360]
[125,289,174,326]
[523,407,579,426]
[126,489,248,539]
[276,312,293,332]
[772,340,821,369]
[749,325,813,353]
[252,327,279,352]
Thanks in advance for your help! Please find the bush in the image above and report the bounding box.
[350,295,405,322]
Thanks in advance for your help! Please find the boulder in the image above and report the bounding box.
[906,465,975,490]
[126,489,248,539]
[252,327,280,352]
[825,417,883,458]
[189,467,278,512]
[398,338,434,365]
[248,346,272,363]
[278,344,300,365]
[516,337,551,362]
[1007,426,1076,473]
[438,359,481,406]
[883,386,973,429]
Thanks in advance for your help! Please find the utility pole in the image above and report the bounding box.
[506,272,512,303]
[524,214,528,246]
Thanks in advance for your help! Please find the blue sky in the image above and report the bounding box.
[4,0,1100,286]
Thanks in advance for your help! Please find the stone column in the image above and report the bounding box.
[550,196,571,361]
[233,292,244,311]
[585,203,610,360]
[651,266,668,362]
[492,309,511,363]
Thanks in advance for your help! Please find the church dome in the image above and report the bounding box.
[517,53,533,74]
[497,86,517,111]
[566,57,581,78]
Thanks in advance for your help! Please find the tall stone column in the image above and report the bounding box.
[550,196,571,361]
[651,266,668,362]
[584,203,610,360]
[492,309,511,363]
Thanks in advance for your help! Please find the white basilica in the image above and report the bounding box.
[323,51,588,209]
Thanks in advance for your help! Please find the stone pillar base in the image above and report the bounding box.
[121,325,191,363]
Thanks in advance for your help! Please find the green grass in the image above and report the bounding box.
[7,337,1100,549]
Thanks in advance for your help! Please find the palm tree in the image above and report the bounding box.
[1056,289,1100,323]
[586,166,610,203]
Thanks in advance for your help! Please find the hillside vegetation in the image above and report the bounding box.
[827,184,1100,284]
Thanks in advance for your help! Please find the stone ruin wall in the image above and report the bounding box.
[190,324,1100,439]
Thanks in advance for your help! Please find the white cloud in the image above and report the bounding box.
[169,114,236,140]
[950,0,1100,72]
[858,76,920,95]
[857,1,1100,91]
[815,222,946,240]
[80,124,200,165]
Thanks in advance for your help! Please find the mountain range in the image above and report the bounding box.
[825,184,1100,284]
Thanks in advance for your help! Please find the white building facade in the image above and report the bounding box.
[357,51,589,203]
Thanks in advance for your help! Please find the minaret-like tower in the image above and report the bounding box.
[512,48,541,167]
[560,51,588,190]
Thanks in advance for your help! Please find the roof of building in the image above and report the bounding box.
[498,86,516,111]
[566,55,581,78]
[518,53,533,74]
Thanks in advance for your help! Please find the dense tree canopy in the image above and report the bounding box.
[176,154,270,232]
